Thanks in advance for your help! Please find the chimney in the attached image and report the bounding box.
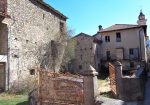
[98,25,102,31]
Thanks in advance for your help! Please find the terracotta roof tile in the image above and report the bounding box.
[100,24,141,32]
[73,32,92,38]
[30,0,68,20]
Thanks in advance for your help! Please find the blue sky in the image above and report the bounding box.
[44,0,150,36]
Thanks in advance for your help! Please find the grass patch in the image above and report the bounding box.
[0,93,28,105]
[97,74,114,98]
[97,74,110,91]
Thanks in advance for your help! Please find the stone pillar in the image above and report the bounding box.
[115,61,123,99]
[83,65,98,105]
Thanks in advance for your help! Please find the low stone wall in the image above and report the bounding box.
[120,77,145,101]
[114,61,146,101]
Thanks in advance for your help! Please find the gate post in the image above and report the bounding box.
[115,61,123,99]
[82,65,98,105]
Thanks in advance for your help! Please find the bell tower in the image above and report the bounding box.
[137,10,147,25]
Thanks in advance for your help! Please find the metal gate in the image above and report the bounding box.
[109,63,117,96]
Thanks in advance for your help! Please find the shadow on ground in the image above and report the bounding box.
[100,91,115,98]
[16,101,28,105]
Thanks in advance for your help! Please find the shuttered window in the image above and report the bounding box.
[129,48,139,59]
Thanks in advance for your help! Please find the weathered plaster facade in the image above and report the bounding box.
[100,27,147,61]
[95,11,148,72]
[0,0,67,91]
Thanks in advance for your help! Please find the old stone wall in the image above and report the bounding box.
[6,0,67,90]
[73,34,95,73]
[120,77,145,101]
[115,61,145,101]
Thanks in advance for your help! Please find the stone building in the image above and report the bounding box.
[72,33,95,73]
[0,0,67,91]
[94,11,148,72]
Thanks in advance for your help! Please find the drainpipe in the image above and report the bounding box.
[6,27,9,91]
[139,28,143,61]
[139,27,147,77]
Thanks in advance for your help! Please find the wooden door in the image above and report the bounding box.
[0,63,5,92]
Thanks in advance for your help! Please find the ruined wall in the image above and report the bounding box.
[120,77,145,101]
[74,34,95,73]
[6,0,67,89]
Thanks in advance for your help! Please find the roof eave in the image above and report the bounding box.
[73,32,92,38]
[100,26,142,33]
[36,0,68,20]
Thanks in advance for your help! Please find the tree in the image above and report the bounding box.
[60,29,77,73]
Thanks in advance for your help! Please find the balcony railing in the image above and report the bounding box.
[129,55,139,60]
[100,55,117,61]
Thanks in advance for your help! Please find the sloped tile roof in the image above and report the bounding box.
[100,24,142,32]
[30,0,68,20]
[73,32,92,38]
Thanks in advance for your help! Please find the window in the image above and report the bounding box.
[77,41,79,45]
[116,32,121,42]
[30,69,35,75]
[129,48,139,59]
[106,51,111,60]
[80,55,82,60]
[43,14,45,19]
[51,40,57,57]
[60,22,64,32]
[105,36,110,42]
[130,62,134,68]
[129,49,134,55]
[26,40,29,43]
[79,65,82,70]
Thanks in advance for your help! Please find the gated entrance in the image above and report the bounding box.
[0,62,5,92]
[109,63,117,96]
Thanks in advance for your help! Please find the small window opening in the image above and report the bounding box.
[30,69,35,75]
[129,49,134,55]
[26,40,29,43]
[60,22,64,32]
[43,14,45,19]
[79,65,82,70]
[130,62,134,68]
[105,36,110,42]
